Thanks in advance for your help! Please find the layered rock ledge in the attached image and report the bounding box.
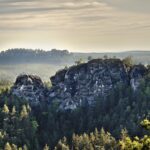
[11,59,148,110]
[12,74,46,105]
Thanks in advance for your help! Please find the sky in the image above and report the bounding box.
[0,0,150,52]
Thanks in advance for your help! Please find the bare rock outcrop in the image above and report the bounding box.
[12,74,45,105]
[11,59,148,110]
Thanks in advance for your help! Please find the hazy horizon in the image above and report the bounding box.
[0,0,150,52]
[1,48,150,53]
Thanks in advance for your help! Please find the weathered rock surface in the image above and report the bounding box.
[12,74,46,104]
[49,59,148,110]
[50,59,128,109]
[130,64,148,91]
[11,59,148,110]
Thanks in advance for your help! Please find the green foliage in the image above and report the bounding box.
[122,56,133,68]
[140,119,150,130]
[44,81,52,90]
[87,56,92,61]
[2,104,9,114]
[0,89,39,150]
[70,128,116,150]
[54,137,69,150]
[75,58,84,65]
[118,132,150,150]
[43,144,49,150]
[20,105,28,119]
[118,119,150,150]
[11,106,16,115]
[4,142,12,150]
[54,120,150,150]
[0,79,12,90]
[0,73,150,149]
[103,54,108,59]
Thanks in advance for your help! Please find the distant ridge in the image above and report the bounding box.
[0,48,150,65]
[0,48,150,81]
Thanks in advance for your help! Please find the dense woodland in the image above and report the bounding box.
[0,49,70,64]
[0,49,150,82]
[0,49,150,64]
[0,69,150,150]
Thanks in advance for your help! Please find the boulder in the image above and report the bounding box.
[12,74,45,104]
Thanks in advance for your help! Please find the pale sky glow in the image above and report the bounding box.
[0,0,150,52]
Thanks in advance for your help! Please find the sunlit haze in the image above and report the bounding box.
[0,0,150,52]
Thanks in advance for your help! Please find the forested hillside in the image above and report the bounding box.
[0,75,150,149]
[0,49,150,64]
[0,58,149,149]
[0,49,150,82]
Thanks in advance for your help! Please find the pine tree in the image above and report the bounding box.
[2,104,9,114]
[23,145,28,150]
[4,142,12,150]
[122,56,133,68]
[20,105,28,119]
[72,134,80,150]
[43,144,49,150]
[11,106,16,115]
[55,139,69,150]
[120,129,128,141]
[26,104,31,112]
[140,119,150,130]
[11,144,17,150]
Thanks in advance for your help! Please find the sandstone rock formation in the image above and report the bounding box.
[11,59,148,110]
[12,74,46,105]
[50,59,128,109]
[130,64,148,91]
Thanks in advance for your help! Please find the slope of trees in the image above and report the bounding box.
[54,122,150,150]
[0,71,149,149]
[0,49,70,64]
[1,48,150,65]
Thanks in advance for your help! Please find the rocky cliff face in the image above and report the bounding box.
[50,59,129,110]
[11,59,148,110]
[12,74,46,105]
[130,64,148,91]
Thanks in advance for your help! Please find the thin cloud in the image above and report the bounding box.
[0,0,150,51]
[104,0,150,12]
[0,0,113,31]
